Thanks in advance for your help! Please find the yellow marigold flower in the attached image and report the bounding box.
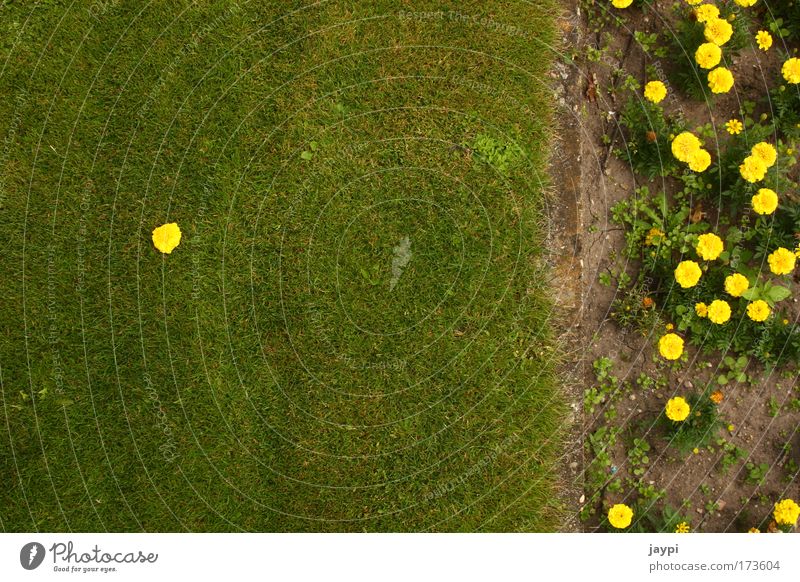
[686,0,703,4]
[748,527,760,533]
[725,119,743,135]
[739,155,768,183]
[695,4,720,23]
[707,299,731,324]
[672,131,702,163]
[645,227,665,246]
[752,142,777,167]
[674,260,702,288]
[734,0,757,6]
[751,188,779,215]
[773,499,800,527]
[696,233,723,260]
[710,390,723,404]
[608,503,634,528]
[688,148,712,172]
[695,42,722,69]
[708,67,734,93]
[704,17,733,46]
[768,247,796,275]
[644,80,668,104]
[724,273,749,297]
[675,522,690,533]
[747,300,771,322]
[152,222,182,254]
[783,58,800,84]
[755,30,772,51]
[666,396,691,422]
[658,333,684,360]
[695,302,708,317]
[611,0,634,8]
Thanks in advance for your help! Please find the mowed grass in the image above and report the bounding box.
[0,1,566,531]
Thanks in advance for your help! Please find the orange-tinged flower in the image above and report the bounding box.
[710,390,723,404]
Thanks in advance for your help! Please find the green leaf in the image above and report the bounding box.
[300,150,314,160]
[741,288,760,301]
[766,285,791,303]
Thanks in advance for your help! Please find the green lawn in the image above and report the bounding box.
[0,1,566,531]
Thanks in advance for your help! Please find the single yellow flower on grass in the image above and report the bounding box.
[695,4,720,23]
[725,119,743,135]
[747,300,771,322]
[739,155,767,183]
[659,333,684,360]
[704,17,733,46]
[644,80,667,104]
[152,222,182,254]
[675,260,702,288]
[675,522,690,533]
[608,503,634,528]
[773,499,800,527]
[755,30,772,51]
[696,233,723,260]
[695,302,708,317]
[768,247,796,275]
[695,42,722,69]
[752,142,777,167]
[708,67,734,93]
[707,299,731,324]
[688,148,712,172]
[751,188,778,215]
[672,132,702,162]
[724,273,749,297]
[666,396,691,421]
[783,58,800,84]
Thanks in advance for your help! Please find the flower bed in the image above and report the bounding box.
[576,0,800,533]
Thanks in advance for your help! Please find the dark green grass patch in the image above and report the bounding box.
[0,0,565,531]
